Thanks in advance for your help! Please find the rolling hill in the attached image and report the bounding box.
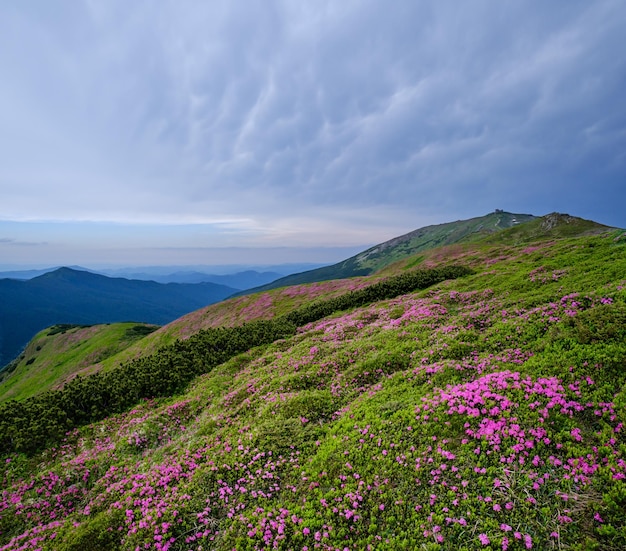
[0,213,624,550]
[0,322,158,402]
[0,267,238,367]
[240,211,538,294]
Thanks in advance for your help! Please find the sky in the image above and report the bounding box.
[1,1,625,268]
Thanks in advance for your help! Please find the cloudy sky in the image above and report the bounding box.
[1,1,625,268]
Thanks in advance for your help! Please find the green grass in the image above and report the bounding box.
[0,322,158,402]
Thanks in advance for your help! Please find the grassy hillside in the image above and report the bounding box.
[0,222,625,550]
[0,274,379,392]
[4,213,610,386]
[0,323,158,402]
[241,211,538,294]
[96,276,377,369]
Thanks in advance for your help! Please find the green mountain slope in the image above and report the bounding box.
[107,213,616,370]
[0,322,158,402]
[2,213,615,394]
[0,275,381,396]
[0,220,625,550]
[242,211,537,294]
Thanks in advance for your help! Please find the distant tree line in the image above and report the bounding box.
[0,265,472,456]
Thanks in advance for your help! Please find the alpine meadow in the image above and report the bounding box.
[1,212,625,551]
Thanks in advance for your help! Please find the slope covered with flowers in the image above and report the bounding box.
[92,277,374,372]
[1,231,625,550]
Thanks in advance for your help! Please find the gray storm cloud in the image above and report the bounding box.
[0,0,624,254]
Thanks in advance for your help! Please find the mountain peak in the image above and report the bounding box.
[478,212,616,245]
[238,211,537,295]
[540,212,586,230]
[34,266,95,282]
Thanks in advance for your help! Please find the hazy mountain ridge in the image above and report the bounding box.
[0,214,625,550]
[0,267,284,288]
[0,268,238,367]
[0,265,94,280]
[0,264,333,292]
[93,269,286,288]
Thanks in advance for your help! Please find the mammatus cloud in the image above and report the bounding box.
[0,0,624,266]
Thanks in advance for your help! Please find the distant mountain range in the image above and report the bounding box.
[101,269,284,288]
[0,267,289,288]
[0,265,93,280]
[0,268,238,367]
